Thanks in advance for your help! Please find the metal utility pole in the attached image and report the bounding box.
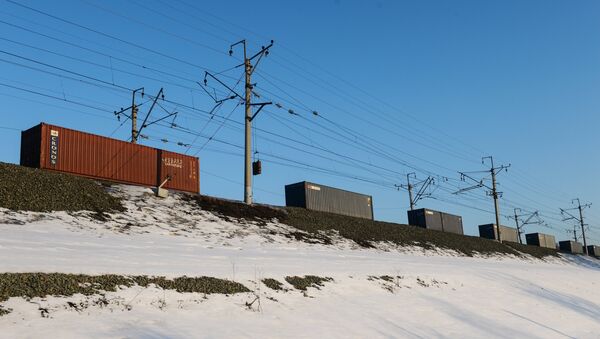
[490,159,502,241]
[455,156,510,243]
[407,173,414,210]
[135,88,175,139]
[577,199,589,255]
[395,173,434,211]
[510,208,544,244]
[228,40,274,204]
[113,87,173,144]
[513,208,521,243]
[561,199,591,255]
[200,40,273,204]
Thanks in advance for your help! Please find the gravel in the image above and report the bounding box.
[0,162,124,213]
[284,276,333,291]
[0,273,250,316]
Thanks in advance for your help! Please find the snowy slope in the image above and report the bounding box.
[1,185,599,338]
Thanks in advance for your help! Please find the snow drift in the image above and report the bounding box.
[0,185,599,338]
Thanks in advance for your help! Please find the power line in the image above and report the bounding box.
[1,1,592,238]
[4,0,226,76]
[0,125,21,132]
[0,49,131,91]
[4,78,577,240]
[17,0,484,169]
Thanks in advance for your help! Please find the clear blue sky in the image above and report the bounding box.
[1,0,599,243]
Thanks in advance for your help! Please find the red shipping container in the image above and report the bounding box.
[20,123,199,193]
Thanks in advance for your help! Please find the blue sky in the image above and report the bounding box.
[1,0,599,243]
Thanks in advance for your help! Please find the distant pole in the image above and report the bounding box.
[456,156,510,243]
[489,156,503,243]
[575,199,589,255]
[396,172,430,211]
[407,173,415,210]
[560,199,591,255]
[513,208,522,244]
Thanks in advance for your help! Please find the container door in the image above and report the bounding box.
[159,150,199,193]
[441,213,463,235]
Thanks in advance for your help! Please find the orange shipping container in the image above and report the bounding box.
[20,123,199,194]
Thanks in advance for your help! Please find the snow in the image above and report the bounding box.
[1,185,599,338]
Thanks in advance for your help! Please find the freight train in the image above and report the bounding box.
[18,123,596,256]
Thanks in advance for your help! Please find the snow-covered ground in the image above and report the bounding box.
[1,185,599,338]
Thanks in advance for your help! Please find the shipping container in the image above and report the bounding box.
[285,181,373,219]
[20,123,199,193]
[478,224,519,243]
[525,233,556,249]
[587,245,600,257]
[559,241,583,254]
[407,208,464,235]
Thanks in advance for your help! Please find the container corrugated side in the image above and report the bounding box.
[543,234,556,249]
[407,209,443,231]
[587,245,600,256]
[479,224,519,243]
[559,241,583,254]
[20,123,200,193]
[526,233,555,248]
[407,208,463,235]
[304,182,373,220]
[39,123,158,187]
[284,181,373,219]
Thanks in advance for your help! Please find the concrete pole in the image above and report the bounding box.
[244,54,252,205]
[514,208,522,244]
[407,173,414,210]
[490,158,502,243]
[577,201,589,255]
[131,91,137,144]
